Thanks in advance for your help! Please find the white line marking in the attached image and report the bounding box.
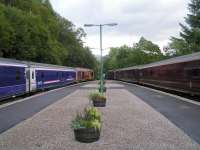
[43,80,60,84]
[118,81,200,106]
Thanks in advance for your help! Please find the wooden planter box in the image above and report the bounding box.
[93,100,106,107]
[74,128,100,143]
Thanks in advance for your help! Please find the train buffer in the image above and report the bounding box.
[0,81,200,149]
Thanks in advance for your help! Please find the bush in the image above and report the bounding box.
[89,91,106,101]
[71,107,102,130]
[98,86,106,93]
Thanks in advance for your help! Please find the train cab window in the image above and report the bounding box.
[16,69,20,80]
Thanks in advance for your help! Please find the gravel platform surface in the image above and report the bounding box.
[0,83,199,150]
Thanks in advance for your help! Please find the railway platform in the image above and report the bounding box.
[0,81,200,150]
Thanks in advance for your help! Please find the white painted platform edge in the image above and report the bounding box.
[118,81,200,106]
[0,81,91,109]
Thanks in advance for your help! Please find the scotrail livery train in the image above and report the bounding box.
[107,52,200,96]
[0,58,93,100]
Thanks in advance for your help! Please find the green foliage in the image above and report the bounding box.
[0,1,97,70]
[98,86,106,93]
[71,107,102,130]
[89,91,106,101]
[169,0,200,55]
[169,37,191,56]
[104,37,164,71]
[136,37,162,55]
[85,107,101,121]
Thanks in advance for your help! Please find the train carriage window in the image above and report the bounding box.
[191,69,200,78]
[139,72,143,77]
[16,69,20,80]
[150,70,153,76]
[187,68,200,79]
[41,72,44,79]
[26,70,30,79]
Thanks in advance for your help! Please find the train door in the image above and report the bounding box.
[26,67,36,92]
[25,67,30,93]
[75,71,78,82]
[81,71,84,80]
[30,68,36,91]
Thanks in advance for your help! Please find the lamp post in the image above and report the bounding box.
[84,23,117,94]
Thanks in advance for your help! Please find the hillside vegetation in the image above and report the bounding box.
[0,0,97,69]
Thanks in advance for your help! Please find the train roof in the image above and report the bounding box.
[75,67,93,71]
[0,57,27,67]
[0,57,93,71]
[113,51,200,71]
[0,57,76,71]
[114,65,141,72]
[26,61,75,71]
[140,51,200,69]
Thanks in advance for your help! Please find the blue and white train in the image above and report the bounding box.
[0,58,93,101]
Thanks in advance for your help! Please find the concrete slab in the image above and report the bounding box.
[81,83,124,88]
[81,84,99,88]
[105,83,124,88]
[0,87,199,150]
[121,81,200,144]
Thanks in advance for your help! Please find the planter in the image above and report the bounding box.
[74,128,100,143]
[93,100,106,107]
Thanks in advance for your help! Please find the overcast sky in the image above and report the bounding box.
[49,0,190,55]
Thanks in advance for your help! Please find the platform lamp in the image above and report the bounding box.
[84,23,118,94]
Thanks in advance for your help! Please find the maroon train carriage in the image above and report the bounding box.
[114,66,140,83]
[138,52,200,95]
[109,52,200,96]
[106,70,116,80]
[76,68,94,82]
[107,67,140,82]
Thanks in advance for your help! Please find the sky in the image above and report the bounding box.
[49,0,190,56]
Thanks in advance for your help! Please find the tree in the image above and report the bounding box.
[0,1,97,71]
[170,0,200,54]
[104,37,164,72]
[135,37,161,55]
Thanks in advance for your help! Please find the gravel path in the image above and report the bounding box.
[0,83,199,150]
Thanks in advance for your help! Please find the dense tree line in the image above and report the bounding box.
[168,0,200,56]
[0,0,97,70]
[104,37,165,71]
